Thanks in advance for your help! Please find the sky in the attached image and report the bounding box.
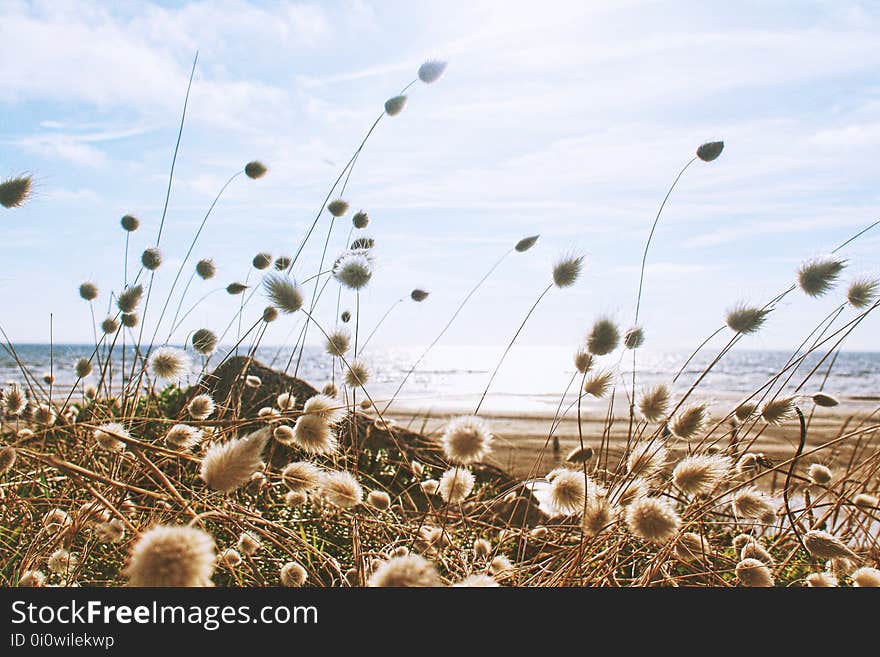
[1,0,879,359]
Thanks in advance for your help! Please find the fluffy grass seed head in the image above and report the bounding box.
[453,574,499,587]
[639,385,670,422]
[327,199,349,217]
[274,255,291,270]
[47,548,76,575]
[627,441,668,478]
[696,141,724,162]
[473,538,492,559]
[79,281,99,301]
[121,214,139,231]
[303,393,345,424]
[352,210,369,229]
[420,479,440,496]
[672,454,730,496]
[367,490,392,511]
[418,59,447,83]
[670,404,708,439]
[806,571,838,587]
[0,446,17,473]
[18,570,46,587]
[726,304,770,334]
[262,306,279,322]
[148,347,189,380]
[343,360,370,389]
[34,404,56,426]
[515,234,540,252]
[812,393,838,407]
[196,258,216,279]
[797,256,846,297]
[322,382,338,398]
[141,247,162,270]
[252,252,272,270]
[285,490,307,507]
[101,316,119,334]
[281,461,322,493]
[411,289,429,302]
[0,175,33,208]
[280,562,307,587]
[583,370,614,398]
[626,496,681,544]
[292,414,337,455]
[853,493,878,509]
[384,95,407,116]
[324,328,350,356]
[803,530,857,560]
[548,468,587,515]
[237,531,261,556]
[117,284,143,313]
[187,393,215,420]
[851,567,880,587]
[245,161,268,179]
[623,326,645,350]
[263,273,303,314]
[226,282,248,295]
[3,385,26,415]
[736,558,774,587]
[760,396,795,425]
[587,318,620,355]
[276,392,296,411]
[581,494,614,537]
[566,445,594,465]
[220,548,242,568]
[333,251,373,290]
[321,470,363,509]
[165,424,202,449]
[43,508,72,533]
[125,525,216,587]
[847,277,879,309]
[808,463,833,485]
[675,532,709,562]
[368,554,440,587]
[732,487,775,520]
[574,349,593,374]
[200,428,270,493]
[438,467,475,504]
[273,425,295,445]
[191,328,218,355]
[121,312,138,327]
[94,422,129,452]
[441,415,492,464]
[552,254,584,288]
[741,541,774,565]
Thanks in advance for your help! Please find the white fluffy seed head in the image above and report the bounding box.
[263,273,304,314]
[797,256,846,297]
[333,252,373,290]
[303,394,345,424]
[811,393,838,407]
[384,95,407,116]
[626,441,667,479]
[453,574,499,587]
[281,461,322,492]
[438,467,475,504]
[760,396,795,425]
[368,554,441,587]
[583,370,614,398]
[42,508,72,533]
[808,463,833,485]
[847,277,879,309]
[237,531,261,556]
[165,423,202,449]
[625,496,681,544]
[803,530,857,560]
[324,328,351,357]
[187,393,215,420]
[48,548,78,575]
[0,446,16,474]
[285,490,308,507]
[552,254,584,288]
[220,548,242,567]
[125,525,216,587]
[321,470,363,509]
[200,428,270,493]
[736,558,774,587]
[418,59,447,83]
[196,259,216,280]
[669,404,708,439]
[367,490,392,510]
[441,415,492,464]
[726,304,770,334]
[280,561,307,587]
[191,328,218,355]
[639,385,670,422]
[292,414,337,455]
[732,487,775,520]
[74,358,93,379]
[851,567,880,587]
[148,347,190,380]
[79,281,99,301]
[587,318,620,355]
[117,284,144,313]
[18,570,46,587]
[548,468,587,515]
[741,541,774,565]
[805,571,838,587]
[420,479,440,496]
[675,532,709,562]
[672,454,730,496]
[93,422,129,452]
[574,349,593,374]
[581,494,614,537]
[343,360,370,389]
[141,247,162,270]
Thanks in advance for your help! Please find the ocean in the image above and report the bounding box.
[3,343,879,415]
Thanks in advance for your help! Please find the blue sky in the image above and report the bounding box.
[1,0,879,356]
